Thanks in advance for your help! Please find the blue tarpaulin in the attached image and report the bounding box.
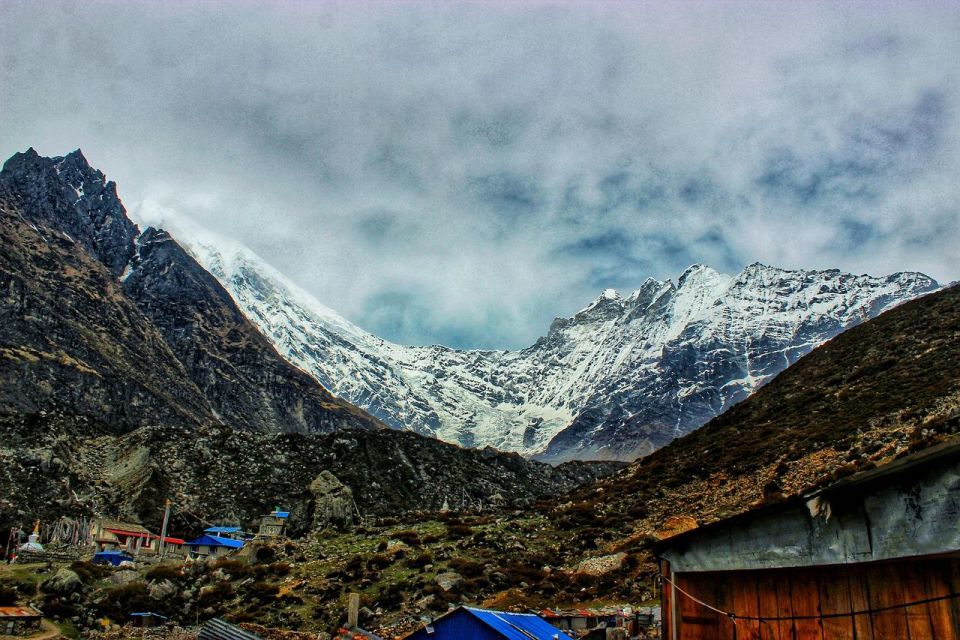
[93,551,134,566]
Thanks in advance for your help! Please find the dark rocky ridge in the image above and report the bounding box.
[0,411,623,536]
[0,148,382,435]
[0,149,138,277]
[0,204,214,430]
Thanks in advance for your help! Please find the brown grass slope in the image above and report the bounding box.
[555,283,960,553]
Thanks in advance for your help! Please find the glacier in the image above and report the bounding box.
[172,221,939,462]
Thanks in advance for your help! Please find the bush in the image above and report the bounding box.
[247,581,280,603]
[445,524,472,540]
[145,563,185,582]
[70,560,110,583]
[392,530,421,546]
[255,546,277,564]
[366,554,393,571]
[500,562,544,586]
[211,558,252,579]
[197,581,234,608]
[448,557,485,578]
[98,582,152,620]
[0,584,17,606]
[405,552,433,569]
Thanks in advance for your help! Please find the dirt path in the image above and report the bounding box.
[0,619,62,640]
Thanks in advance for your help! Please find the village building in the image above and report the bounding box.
[257,509,289,539]
[0,606,42,636]
[655,440,960,640]
[185,534,245,559]
[91,519,185,556]
[540,606,659,637]
[129,612,169,628]
[404,606,575,640]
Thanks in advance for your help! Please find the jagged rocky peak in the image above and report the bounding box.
[0,147,138,276]
[175,216,941,462]
[575,287,625,321]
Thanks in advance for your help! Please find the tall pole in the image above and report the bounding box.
[158,499,172,560]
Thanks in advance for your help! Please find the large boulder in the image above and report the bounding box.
[310,470,354,530]
[435,572,463,592]
[42,568,82,595]
[148,579,178,600]
[575,552,627,577]
[109,569,141,586]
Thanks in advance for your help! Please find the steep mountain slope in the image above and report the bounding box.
[0,205,214,430]
[179,227,938,462]
[0,148,381,435]
[557,282,960,555]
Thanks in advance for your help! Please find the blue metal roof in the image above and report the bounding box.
[130,612,168,619]
[204,526,242,534]
[186,534,245,549]
[464,607,574,640]
[271,511,289,519]
[406,607,573,640]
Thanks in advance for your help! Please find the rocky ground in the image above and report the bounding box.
[0,511,654,638]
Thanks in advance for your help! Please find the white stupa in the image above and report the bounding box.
[19,521,43,552]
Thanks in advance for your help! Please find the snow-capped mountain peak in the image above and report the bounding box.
[171,220,939,462]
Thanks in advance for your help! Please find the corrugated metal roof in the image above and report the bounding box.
[186,534,245,549]
[98,519,150,534]
[465,607,574,640]
[198,618,261,640]
[205,527,242,534]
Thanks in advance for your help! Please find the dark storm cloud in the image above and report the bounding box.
[1,1,957,348]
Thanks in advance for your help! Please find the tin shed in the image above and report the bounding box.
[654,440,960,640]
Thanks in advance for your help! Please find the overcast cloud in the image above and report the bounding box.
[2,1,958,349]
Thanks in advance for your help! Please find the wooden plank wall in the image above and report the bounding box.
[667,556,960,640]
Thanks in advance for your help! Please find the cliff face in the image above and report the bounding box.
[0,204,214,430]
[0,411,622,535]
[0,148,382,436]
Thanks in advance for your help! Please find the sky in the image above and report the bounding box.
[2,1,958,350]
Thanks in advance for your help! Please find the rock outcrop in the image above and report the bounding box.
[309,471,355,530]
[0,148,382,436]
